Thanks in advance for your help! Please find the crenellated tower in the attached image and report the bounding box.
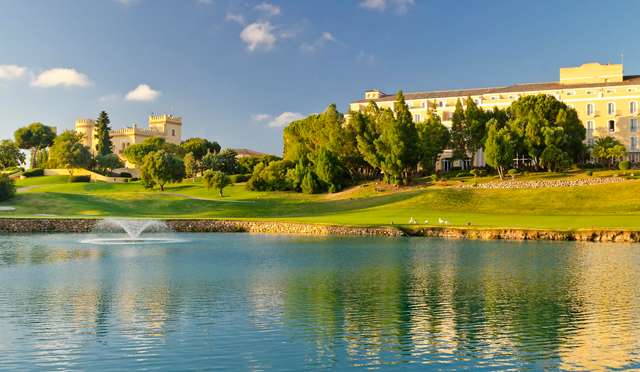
[148,115,182,145]
[75,119,97,152]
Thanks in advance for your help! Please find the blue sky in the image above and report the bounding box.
[1,0,639,156]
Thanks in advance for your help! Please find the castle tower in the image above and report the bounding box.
[75,119,96,153]
[148,114,182,145]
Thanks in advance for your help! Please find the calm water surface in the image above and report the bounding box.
[0,233,639,371]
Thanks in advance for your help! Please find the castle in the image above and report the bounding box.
[75,114,182,166]
[350,62,640,171]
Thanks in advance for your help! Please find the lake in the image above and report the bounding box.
[0,233,639,371]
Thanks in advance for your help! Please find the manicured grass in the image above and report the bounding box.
[14,175,70,187]
[2,174,640,230]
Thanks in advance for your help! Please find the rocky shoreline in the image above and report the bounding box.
[0,218,638,243]
[461,177,627,189]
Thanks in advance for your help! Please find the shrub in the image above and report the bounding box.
[402,178,409,186]
[585,170,593,177]
[619,160,631,174]
[122,179,129,183]
[128,177,139,182]
[429,174,439,182]
[230,174,249,183]
[456,172,471,178]
[0,174,16,201]
[478,170,487,177]
[614,173,619,178]
[22,168,44,177]
[393,179,402,186]
[120,172,132,178]
[523,171,530,176]
[301,171,319,194]
[450,166,462,171]
[508,169,518,180]
[68,175,91,183]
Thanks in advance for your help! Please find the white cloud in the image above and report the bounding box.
[30,68,92,87]
[251,113,272,122]
[226,12,244,24]
[100,94,120,102]
[0,65,27,80]
[300,32,344,53]
[254,2,281,16]
[240,22,276,51]
[357,50,375,64]
[359,0,414,14]
[125,84,161,101]
[267,112,304,128]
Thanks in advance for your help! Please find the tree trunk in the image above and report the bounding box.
[160,183,164,191]
[219,189,223,197]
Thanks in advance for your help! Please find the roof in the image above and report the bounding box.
[351,75,640,104]
[234,148,269,157]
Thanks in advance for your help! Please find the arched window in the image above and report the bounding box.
[608,120,616,133]
[586,120,595,134]
[608,102,616,116]
[172,129,176,136]
[630,101,638,115]
[421,101,427,108]
[586,103,595,116]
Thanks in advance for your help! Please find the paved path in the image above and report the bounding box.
[17,185,55,192]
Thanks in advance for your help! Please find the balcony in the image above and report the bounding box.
[586,110,599,118]
[607,109,621,117]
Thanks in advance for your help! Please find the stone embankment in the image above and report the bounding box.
[461,177,627,189]
[1,218,639,242]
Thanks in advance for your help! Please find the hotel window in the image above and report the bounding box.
[586,90,595,95]
[474,98,481,105]
[566,91,575,96]
[630,101,638,115]
[608,102,616,116]
[628,88,638,92]
[608,120,616,133]
[414,114,421,123]
[508,95,517,99]
[586,103,595,116]
[172,129,176,136]
[490,96,499,100]
[586,120,595,134]
[438,101,446,107]
[587,137,595,147]
[631,118,639,133]
[606,89,616,93]
[632,136,639,150]
[421,101,427,108]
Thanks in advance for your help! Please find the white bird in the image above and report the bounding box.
[409,217,414,223]
[424,220,428,224]
[439,218,444,224]
[445,221,450,225]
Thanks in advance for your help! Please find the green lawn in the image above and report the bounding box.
[2,175,640,230]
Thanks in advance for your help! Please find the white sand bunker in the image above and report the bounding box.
[0,207,15,211]
[35,214,57,217]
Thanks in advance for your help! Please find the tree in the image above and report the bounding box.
[35,148,48,169]
[285,161,310,191]
[608,145,627,166]
[590,136,625,169]
[0,139,26,170]
[139,150,186,191]
[416,103,450,174]
[450,98,468,164]
[56,129,84,144]
[464,95,488,168]
[484,125,514,180]
[124,143,158,165]
[313,148,343,193]
[96,153,124,173]
[203,170,232,196]
[95,111,113,156]
[220,148,239,174]
[49,140,92,175]
[183,152,198,181]
[301,170,319,194]
[202,152,225,172]
[508,168,518,180]
[541,145,571,173]
[14,123,56,168]
[237,155,281,174]
[180,138,209,161]
[0,174,16,202]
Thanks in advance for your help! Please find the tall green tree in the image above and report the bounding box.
[484,124,514,180]
[180,138,209,161]
[139,150,186,191]
[96,153,124,173]
[313,148,343,193]
[95,111,113,156]
[183,152,198,181]
[464,95,488,168]
[14,123,56,168]
[450,98,468,164]
[0,139,26,170]
[416,104,450,174]
[49,140,92,175]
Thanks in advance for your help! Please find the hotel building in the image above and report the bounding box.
[349,62,640,171]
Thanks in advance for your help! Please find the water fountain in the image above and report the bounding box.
[82,218,187,245]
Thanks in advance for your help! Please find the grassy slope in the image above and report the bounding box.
[2,174,640,230]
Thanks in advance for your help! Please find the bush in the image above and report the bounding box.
[456,172,471,178]
[429,174,439,182]
[22,168,44,177]
[585,170,593,177]
[450,166,462,171]
[619,160,631,174]
[393,179,402,186]
[523,171,530,176]
[230,174,249,183]
[0,174,16,201]
[122,179,129,183]
[2,167,24,175]
[68,175,91,183]
[128,177,139,182]
[120,172,132,178]
[478,170,487,177]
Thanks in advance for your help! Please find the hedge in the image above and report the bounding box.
[69,175,91,183]
[22,168,44,177]
[120,172,132,178]
[230,174,250,183]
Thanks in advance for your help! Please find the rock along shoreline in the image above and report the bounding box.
[0,218,638,243]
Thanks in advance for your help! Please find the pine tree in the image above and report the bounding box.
[450,98,467,164]
[95,111,114,156]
